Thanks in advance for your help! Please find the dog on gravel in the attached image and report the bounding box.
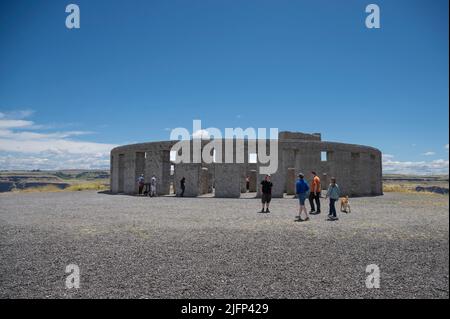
[340,196,351,213]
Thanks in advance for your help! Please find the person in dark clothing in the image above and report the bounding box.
[180,177,186,197]
[246,176,250,192]
[260,175,273,213]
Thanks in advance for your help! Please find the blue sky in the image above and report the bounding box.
[0,0,448,174]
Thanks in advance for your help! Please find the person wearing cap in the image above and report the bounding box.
[260,174,273,213]
[295,173,310,221]
[309,171,321,214]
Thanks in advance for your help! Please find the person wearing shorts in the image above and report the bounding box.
[295,173,310,221]
[260,175,273,213]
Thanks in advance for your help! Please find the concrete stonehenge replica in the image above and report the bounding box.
[110,131,382,197]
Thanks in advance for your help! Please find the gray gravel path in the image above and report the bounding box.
[0,191,448,299]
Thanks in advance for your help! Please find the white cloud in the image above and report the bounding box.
[0,136,115,155]
[0,109,34,120]
[422,151,436,156]
[383,154,449,175]
[0,110,117,170]
[445,144,449,151]
[0,152,111,170]
[0,119,35,129]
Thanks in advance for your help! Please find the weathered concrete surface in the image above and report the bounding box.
[279,131,321,141]
[249,170,257,192]
[240,165,248,193]
[110,154,119,193]
[322,173,329,191]
[123,152,137,195]
[174,164,201,197]
[145,150,171,195]
[256,171,284,198]
[111,132,383,197]
[286,168,296,195]
[215,164,241,198]
[199,167,210,195]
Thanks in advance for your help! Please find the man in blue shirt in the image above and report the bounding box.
[295,173,310,222]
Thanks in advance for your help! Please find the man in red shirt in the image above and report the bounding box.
[309,171,321,214]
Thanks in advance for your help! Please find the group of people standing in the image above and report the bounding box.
[138,174,186,197]
[137,174,158,197]
[138,171,341,221]
[259,171,341,221]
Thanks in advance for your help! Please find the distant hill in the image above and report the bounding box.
[383,174,449,182]
[0,170,110,193]
[383,174,449,195]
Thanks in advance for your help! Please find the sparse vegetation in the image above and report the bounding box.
[383,184,416,193]
[18,185,65,193]
[66,182,109,192]
[54,171,73,180]
[11,182,109,193]
[383,174,449,195]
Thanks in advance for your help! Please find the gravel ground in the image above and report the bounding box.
[0,191,448,299]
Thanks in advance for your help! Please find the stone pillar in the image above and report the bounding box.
[208,170,214,193]
[270,171,284,198]
[240,164,248,193]
[238,140,249,193]
[174,163,201,197]
[214,163,241,198]
[359,153,372,196]
[135,152,146,193]
[110,153,119,193]
[286,168,296,195]
[123,152,137,194]
[329,150,351,196]
[145,150,171,196]
[249,169,257,192]
[118,154,125,193]
[322,173,329,191]
[281,147,296,193]
[256,140,284,198]
[256,170,284,198]
[199,167,210,195]
[370,152,383,195]
[160,150,171,195]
